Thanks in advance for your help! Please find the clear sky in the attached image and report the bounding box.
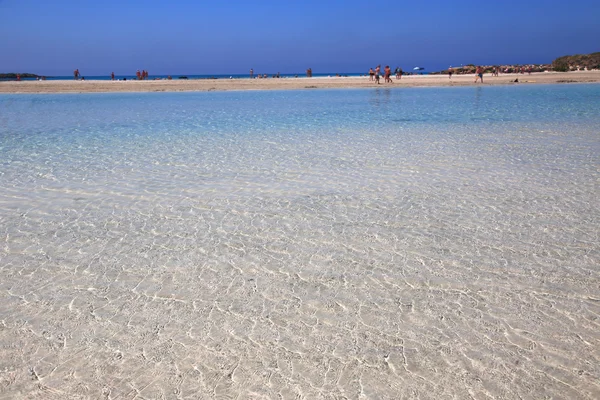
[1,0,599,76]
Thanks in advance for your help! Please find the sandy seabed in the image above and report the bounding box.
[0,79,599,400]
[1,71,599,93]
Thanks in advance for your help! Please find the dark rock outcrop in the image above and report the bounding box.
[0,73,40,80]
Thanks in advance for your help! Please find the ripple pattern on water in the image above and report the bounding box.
[0,86,599,399]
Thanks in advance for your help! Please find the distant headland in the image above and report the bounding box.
[430,52,600,75]
[552,52,600,71]
[0,73,41,80]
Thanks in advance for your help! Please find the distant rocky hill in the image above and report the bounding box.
[429,64,550,75]
[430,52,599,75]
[0,73,40,80]
[552,52,600,72]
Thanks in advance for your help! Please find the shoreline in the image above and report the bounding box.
[1,71,599,94]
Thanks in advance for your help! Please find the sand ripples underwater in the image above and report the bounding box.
[0,87,599,399]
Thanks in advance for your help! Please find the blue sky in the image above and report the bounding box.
[1,0,599,76]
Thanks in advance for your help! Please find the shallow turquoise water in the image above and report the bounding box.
[0,85,599,399]
[3,84,600,134]
[1,85,599,198]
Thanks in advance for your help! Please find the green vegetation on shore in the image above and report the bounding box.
[552,52,600,72]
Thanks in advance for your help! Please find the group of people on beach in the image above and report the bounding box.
[136,70,150,80]
[247,68,311,79]
[368,65,402,84]
[473,65,529,82]
[447,64,536,81]
[250,70,286,79]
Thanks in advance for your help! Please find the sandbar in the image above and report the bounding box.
[1,71,599,94]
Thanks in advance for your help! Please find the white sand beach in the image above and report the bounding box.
[1,71,599,93]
